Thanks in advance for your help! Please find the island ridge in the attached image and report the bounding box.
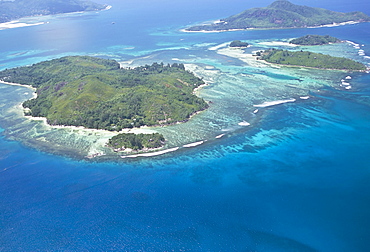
[186,0,370,32]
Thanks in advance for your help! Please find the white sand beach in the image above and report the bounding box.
[216,47,271,68]
[257,41,298,47]
[0,80,36,91]
[308,21,360,29]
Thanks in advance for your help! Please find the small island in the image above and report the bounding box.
[186,0,370,32]
[260,49,367,71]
[107,133,165,152]
[230,40,249,48]
[290,35,341,45]
[0,0,107,23]
[0,56,209,151]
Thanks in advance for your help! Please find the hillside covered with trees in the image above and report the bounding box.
[0,0,107,23]
[186,0,370,31]
[290,35,341,45]
[260,49,367,71]
[0,56,208,131]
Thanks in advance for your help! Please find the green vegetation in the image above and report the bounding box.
[261,49,367,71]
[186,0,370,31]
[0,56,208,132]
[290,35,341,45]
[107,133,165,151]
[230,40,249,48]
[0,0,106,23]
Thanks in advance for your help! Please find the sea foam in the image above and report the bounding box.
[253,98,296,108]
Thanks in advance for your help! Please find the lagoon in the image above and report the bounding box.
[0,0,370,250]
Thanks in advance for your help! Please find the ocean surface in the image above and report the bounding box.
[1,0,370,251]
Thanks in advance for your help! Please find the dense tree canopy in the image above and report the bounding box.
[261,49,366,71]
[290,35,341,45]
[0,56,208,131]
[107,133,165,151]
[230,40,249,48]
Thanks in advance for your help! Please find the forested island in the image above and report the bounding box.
[0,56,208,150]
[230,40,249,48]
[186,0,370,32]
[260,49,367,71]
[290,35,341,45]
[107,133,165,151]
[0,0,107,23]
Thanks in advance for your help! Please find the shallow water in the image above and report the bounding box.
[0,0,370,251]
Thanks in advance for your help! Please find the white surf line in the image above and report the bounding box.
[253,98,296,108]
[238,121,251,126]
[215,134,225,139]
[183,140,205,148]
[121,147,180,158]
[358,49,365,56]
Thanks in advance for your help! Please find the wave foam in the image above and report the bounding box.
[238,121,251,126]
[215,134,225,139]
[183,141,205,148]
[253,98,296,108]
[121,147,179,158]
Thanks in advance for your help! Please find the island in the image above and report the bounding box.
[0,56,209,151]
[107,133,165,152]
[260,49,367,71]
[0,0,107,23]
[185,0,370,32]
[230,40,249,48]
[290,35,341,45]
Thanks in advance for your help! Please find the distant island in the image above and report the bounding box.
[260,49,367,71]
[0,56,209,151]
[186,0,370,32]
[0,0,107,23]
[290,35,341,45]
[230,40,249,48]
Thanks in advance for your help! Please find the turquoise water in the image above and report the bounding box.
[1,0,370,251]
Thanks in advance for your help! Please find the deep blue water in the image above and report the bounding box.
[1,0,370,251]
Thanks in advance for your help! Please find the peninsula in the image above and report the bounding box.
[186,0,370,32]
[0,0,107,23]
[260,49,367,71]
[0,56,208,151]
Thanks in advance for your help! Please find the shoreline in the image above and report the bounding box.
[259,59,369,72]
[214,45,369,72]
[0,80,36,91]
[0,5,112,30]
[0,79,212,159]
[181,20,364,33]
